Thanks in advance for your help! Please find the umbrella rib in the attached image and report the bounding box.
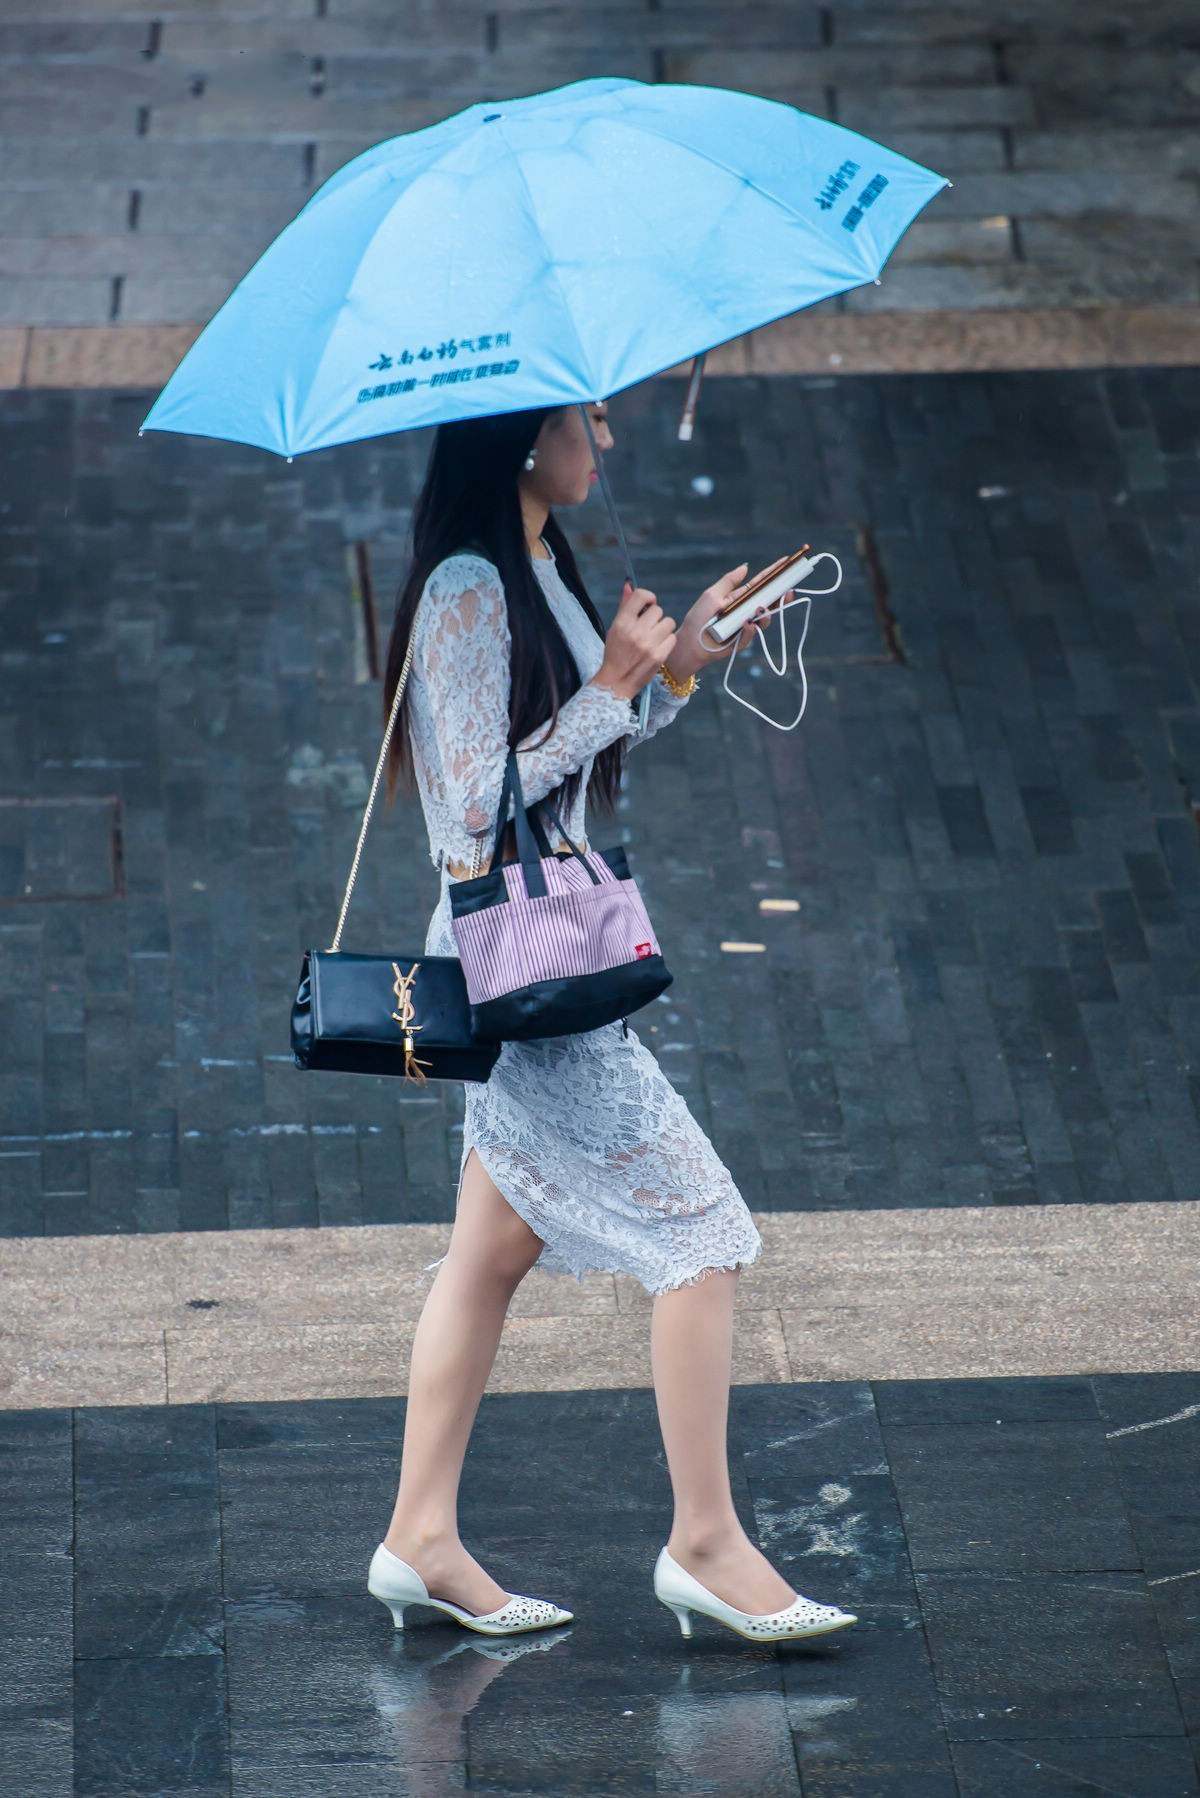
[285,132,490,444]
[608,105,892,274]
[494,121,599,400]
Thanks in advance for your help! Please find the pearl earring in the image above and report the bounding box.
[523,450,537,471]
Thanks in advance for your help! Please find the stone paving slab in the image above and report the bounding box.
[1,1376,1195,1794]
[0,1202,1194,1408]
[16,321,196,384]
[1013,126,1200,173]
[0,183,131,236]
[1,233,293,281]
[668,43,998,87]
[845,263,1200,314]
[0,327,23,384]
[0,137,308,184]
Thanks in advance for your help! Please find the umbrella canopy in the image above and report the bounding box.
[140,77,947,459]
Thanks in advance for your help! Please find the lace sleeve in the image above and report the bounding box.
[411,554,636,848]
[625,669,694,750]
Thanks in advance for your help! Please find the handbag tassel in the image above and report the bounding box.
[393,961,432,1084]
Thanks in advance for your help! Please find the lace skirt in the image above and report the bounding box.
[424,876,762,1296]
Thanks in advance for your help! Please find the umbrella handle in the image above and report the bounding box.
[577,403,652,734]
[678,353,706,442]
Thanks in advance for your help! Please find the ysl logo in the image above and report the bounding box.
[391,961,421,1032]
[391,961,431,1084]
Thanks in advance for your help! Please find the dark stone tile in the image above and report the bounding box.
[785,1612,957,1798]
[1091,1374,1200,1435]
[881,1420,1138,1574]
[500,1526,786,1700]
[15,1376,1196,1790]
[873,1376,1099,1427]
[217,1395,409,1452]
[74,1407,223,1658]
[1148,1575,1200,1746]
[74,1655,229,1797]
[0,1411,73,1556]
[750,1471,917,1618]
[465,1691,754,1796]
[735,1382,887,1480]
[1093,1382,1200,1583]
[0,1551,73,1796]
[1021,785,1080,856]
[459,1394,672,1535]
[952,1735,1200,1796]
[648,1687,801,1795]
[936,784,997,859]
[226,1594,477,1796]
[218,1442,401,1600]
[919,1571,1187,1741]
[1096,889,1152,964]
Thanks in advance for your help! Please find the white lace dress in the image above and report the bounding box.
[406,548,762,1296]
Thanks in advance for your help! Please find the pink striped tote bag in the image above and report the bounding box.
[449,749,672,1041]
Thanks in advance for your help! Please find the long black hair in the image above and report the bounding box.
[383,407,626,840]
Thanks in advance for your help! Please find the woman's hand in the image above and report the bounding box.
[590,581,678,702]
[666,563,784,681]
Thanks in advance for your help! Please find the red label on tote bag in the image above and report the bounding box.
[635,942,653,958]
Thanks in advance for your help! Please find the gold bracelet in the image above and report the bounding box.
[657,661,698,698]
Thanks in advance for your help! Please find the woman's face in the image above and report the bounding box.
[521,401,614,509]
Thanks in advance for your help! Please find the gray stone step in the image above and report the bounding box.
[849,260,1200,311]
[664,42,998,85]
[938,169,1199,221]
[0,137,305,184]
[1012,126,1200,172]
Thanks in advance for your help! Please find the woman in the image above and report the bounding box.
[366,400,856,1646]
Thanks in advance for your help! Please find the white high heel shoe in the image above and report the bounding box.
[367,1543,573,1637]
[653,1546,857,1643]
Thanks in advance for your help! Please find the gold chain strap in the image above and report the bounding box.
[328,621,418,952]
[328,596,491,951]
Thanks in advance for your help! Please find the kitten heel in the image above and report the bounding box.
[661,1599,693,1639]
[367,1543,572,1637]
[652,1545,856,1644]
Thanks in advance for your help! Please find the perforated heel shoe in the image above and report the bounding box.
[367,1543,573,1637]
[654,1546,856,1643]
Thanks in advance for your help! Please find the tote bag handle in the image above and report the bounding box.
[487,751,601,898]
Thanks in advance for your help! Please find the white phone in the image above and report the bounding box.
[703,549,818,644]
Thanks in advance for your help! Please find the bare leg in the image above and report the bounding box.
[651,1266,795,1613]
[383,1147,545,1615]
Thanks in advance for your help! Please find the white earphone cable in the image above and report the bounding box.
[696,552,843,731]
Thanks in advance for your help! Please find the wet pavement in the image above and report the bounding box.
[2,369,1200,1234]
[2,364,1200,1793]
[5,1376,1199,1796]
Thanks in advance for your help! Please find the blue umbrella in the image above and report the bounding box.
[140,76,947,724]
[140,76,946,458]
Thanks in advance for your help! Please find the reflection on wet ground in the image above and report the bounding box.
[364,1629,808,1795]
[7,1378,1195,1795]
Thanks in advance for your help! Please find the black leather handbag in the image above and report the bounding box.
[290,613,501,1086]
